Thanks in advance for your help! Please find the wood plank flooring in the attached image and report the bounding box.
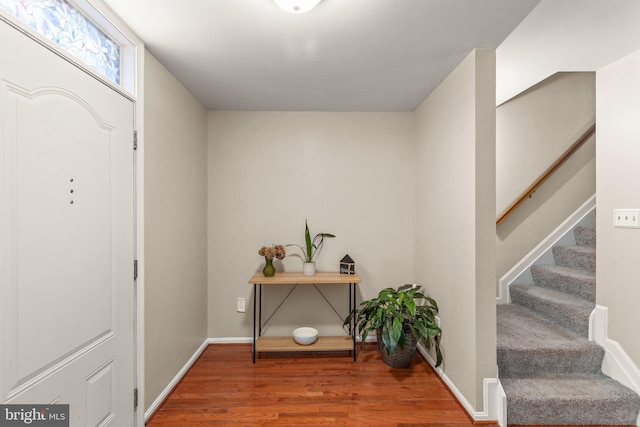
[146,344,636,427]
[147,343,485,426]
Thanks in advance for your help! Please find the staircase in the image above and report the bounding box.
[497,224,640,425]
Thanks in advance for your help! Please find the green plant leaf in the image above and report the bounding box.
[304,220,312,262]
[405,296,417,316]
[382,323,396,354]
[360,329,369,349]
[284,244,306,261]
[434,335,443,367]
[423,296,439,312]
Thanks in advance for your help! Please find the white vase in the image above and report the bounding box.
[303,262,316,276]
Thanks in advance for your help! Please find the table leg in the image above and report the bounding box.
[352,282,357,361]
[348,285,352,335]
[253,283,257,363]
[259,284,263,337]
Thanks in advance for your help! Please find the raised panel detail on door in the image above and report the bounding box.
[8,84,114,390]
[0,20,135,426]
[85,360,115,426]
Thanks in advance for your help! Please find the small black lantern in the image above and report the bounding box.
[340,254,355,275]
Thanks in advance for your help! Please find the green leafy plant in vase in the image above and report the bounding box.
[344,284,442,368]
[286,220,335,276]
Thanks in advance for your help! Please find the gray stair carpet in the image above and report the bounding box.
[497,225,640,425]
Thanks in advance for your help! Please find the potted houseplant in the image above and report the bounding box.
[344,284,442,368]
[287,220,335,276]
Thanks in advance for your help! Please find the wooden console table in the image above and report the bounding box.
[248,271,361,363]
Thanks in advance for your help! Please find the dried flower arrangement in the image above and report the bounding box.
[258,245,286,260]
[258,245,285,277]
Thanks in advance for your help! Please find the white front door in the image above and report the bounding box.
[0,20,135,426]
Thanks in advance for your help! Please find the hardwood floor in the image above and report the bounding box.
[146,344,636,427]
[147,343,486,426]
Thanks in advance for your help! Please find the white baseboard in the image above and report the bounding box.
[591,305,640,426]
[144,339,209,422]
[496,379,507,427]
[208,336,253,344]
[206,336,376,345]
[417,343,502,425]
[207,336,376,344]
[497,194,596,304]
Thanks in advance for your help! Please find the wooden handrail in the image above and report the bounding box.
[496,123,596,226]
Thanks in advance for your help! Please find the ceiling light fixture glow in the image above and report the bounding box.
[273,0,322,14]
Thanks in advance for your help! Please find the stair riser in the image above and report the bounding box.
[507,398,640,425]
[553,246,596,273]
[574,225,596,247]
[531,265,595,303]
[510,287,593,337]
[498,348,604,377]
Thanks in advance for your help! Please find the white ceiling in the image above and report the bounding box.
[102,0,540,111]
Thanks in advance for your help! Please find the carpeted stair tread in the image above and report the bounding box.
[510,284,595,337]
[531,264,595,303]
[497,304,603,376]
[553,245,596,273]
[499,214,640,424]
[574,225,596,247]
[501,373,640,425]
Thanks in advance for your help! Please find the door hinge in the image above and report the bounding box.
[134,388,138,409]
[134,259,138,281]
[133,131,138,150]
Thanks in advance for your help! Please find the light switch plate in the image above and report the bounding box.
[613,209,640,228]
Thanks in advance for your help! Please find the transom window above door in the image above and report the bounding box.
[0,0,121,84]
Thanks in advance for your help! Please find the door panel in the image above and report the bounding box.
[13,84,113,386]
[0,20,135,426]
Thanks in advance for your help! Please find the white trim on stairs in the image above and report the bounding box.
[417,344,503,425]
[497,194,596,304]
[591,305,640,426]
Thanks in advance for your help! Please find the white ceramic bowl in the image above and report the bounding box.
[292,327,318,345]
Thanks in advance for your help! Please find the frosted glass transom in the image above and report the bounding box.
[0,0,120,84]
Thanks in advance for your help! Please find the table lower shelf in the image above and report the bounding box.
[256,336,354,352]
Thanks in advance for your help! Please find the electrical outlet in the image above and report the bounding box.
[237,297,246,313]
[613,209,640,228]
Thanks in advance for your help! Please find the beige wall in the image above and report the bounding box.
[207,112,415,338]
[143,51,208,409]
[596,49,640,367]
[158,48,498,416]
[496,0,640,105]
[414,49,496,411]
[496,72,595,282]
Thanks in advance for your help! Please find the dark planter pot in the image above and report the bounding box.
[376,328,417,368]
